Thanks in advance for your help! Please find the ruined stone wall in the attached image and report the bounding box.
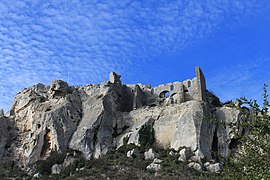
[182,78,197,101]
[195,66,207,101]
[133,85,145,109]
[152,82,185,104]
[121,85,135,112]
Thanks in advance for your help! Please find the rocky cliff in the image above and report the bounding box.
[0,67,245,174]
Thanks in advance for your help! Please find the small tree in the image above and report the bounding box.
[224,84,270,179]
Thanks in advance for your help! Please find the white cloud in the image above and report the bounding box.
[0,0,266,111]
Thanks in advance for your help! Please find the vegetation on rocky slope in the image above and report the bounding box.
[222,84,270,179]
[0,85,269,179]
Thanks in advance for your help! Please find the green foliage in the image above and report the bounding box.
[122,135,129,146]
[223,100,236,108]
[35,151,66,175]
[0,161,28,179]
[223,84,270,179]
[138,124,155,150]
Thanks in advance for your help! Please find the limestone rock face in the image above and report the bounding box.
[0,113,9,159]
[0,68,246,173]
[68,82,122,159]
[119,100,214,160]
[215,107,243,158]
[7,82,82,168]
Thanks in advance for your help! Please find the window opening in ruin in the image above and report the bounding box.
[159,91,170,98]
[188,81,191,87]
[171,85,174,90]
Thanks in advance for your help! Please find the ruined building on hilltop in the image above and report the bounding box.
[112,66,207,110]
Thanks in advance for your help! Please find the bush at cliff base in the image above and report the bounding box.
[223,84,270,179]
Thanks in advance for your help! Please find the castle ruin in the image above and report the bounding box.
[112,66,207,110]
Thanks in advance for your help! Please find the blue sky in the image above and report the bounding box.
[0,0,270,111]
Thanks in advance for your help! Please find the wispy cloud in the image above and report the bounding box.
[0,0,266,111]
[207,57,270,103]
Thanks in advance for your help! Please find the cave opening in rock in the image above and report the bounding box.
[229,138,239,150]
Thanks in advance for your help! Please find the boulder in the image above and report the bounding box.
[144,148,156,160]
[188,162,202,171]
[33,172,42,178]
[169,151,176,156]
[51,164,63,174]
[146,158,163,172]
[189,156,202,164]
[146,163,161,172]
[205,163,223,173]
[178,147,193,162]
[153,158,163,164]
[127,149,139,158]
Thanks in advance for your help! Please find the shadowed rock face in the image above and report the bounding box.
[0,112,8,159]
[0,68,244,171]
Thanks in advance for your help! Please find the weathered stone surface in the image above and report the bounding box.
[0,67,244,174]
[153,158,163,164]
[127,149,139,158]
[6,82,82,168]
[51,164,63,174]
[205,163,223,173]
[215,107,243,158]
[146,158,163,172]
[188,162,202,171]
[178,147,193,162]
[33,172,42,178]
[144,148,156,160]
[0,114,9,159]
[189,156,202,164]
[156,100,213,159]
[146,163,161,172]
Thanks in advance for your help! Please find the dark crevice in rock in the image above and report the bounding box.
[40,128,51,159]
[211,128,219,161]
[229,138,239,150]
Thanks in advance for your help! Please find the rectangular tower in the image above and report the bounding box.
[195,66,206,101]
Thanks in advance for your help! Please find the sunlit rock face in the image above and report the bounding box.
[0,67,243,170]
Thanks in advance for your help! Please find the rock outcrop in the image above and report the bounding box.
[0,110,9,159]
[0,67,245,174]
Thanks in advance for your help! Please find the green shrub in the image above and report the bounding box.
[222,84,270,179]
[138,124,155,150]
[35,151,66,175]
